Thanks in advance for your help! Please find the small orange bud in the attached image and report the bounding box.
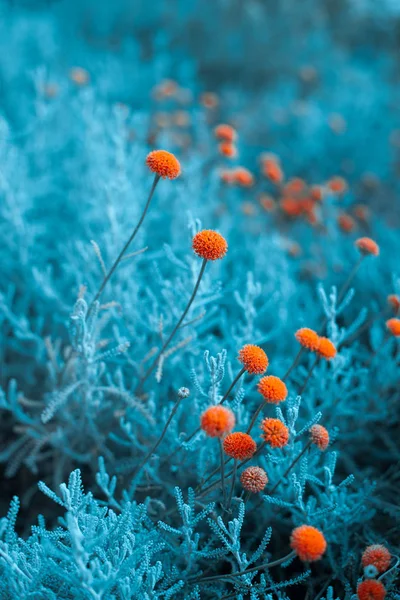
[338,213,356,233]
[327,176,347,195]
[233,167,254,187]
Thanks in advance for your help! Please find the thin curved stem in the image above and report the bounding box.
[269,439,312,495]
[282,347,304,381]
[136,258,208,393]
[298,356,319,397]
[246,400,265,435]
[131,390,185,480]
[88,174,160,316]
[219,439,227,506]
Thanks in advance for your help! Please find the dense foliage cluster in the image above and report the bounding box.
[0,1,399,598]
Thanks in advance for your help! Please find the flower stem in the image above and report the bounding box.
[298,356,319,396]
[282,347,304,381]
[88,174,160,316]
[269,439,312,494]
[131,389,185,480]
[136,258,208,393]
[225,459,238,511]
[219,439,227,506]
[246,400,265,435]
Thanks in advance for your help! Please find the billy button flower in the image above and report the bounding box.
[310,424,329,451]
[88,150,181,316]
[233,167,254,187]
[223,432,257,509]
[240,466,268,494]
[283,327,319,381]
[214,123,237,143]
[261,157,284,184]
[136,230,227,393]
[316,337,337,360]
[355,237,380,257]
[290,525,327,562]
[218,142,237,158]
[200,406,235,507]
[247,376,288,435]
[386,318,400,336]
[357,580,386,600]
[387,294,400,314]
[362,544,391,576]
[260,418,289,448]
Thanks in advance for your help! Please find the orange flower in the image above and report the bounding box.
[192,230,228,261]
[386,318,400,336]
[233,167,254,187]
[257,376,288,404]
[200,92,219,109]
[327,176,347,195]
[240,466,268,493]
[387,294,400,313]
[259,194,276,212]
[218,142,237,158]
[262,159,284,184]
[355,237,379,257]
[310,424,329,451]
[223,432,257,460]
[260,418,289,448]
[357,580,386,600]
[280,197,303,217]
[338,213,356,233]
[362,545,391,573]
[146,150,181,179]
[317,337,337,360]
[295,328,319,351]
[69,67,90,86]
[283,178,305,195]
[238,345,269,375]
[290,525,327,562]
[214,124,237,143]
[354,204,370,221]
[201,406,235,438]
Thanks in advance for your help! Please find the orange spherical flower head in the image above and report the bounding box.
[238,344,269,375]
[260,418,289,448]
[223,432,257,461]
[338,213,356,233]
[214,124,237,143]
[327,176,347,195]
[200,406,235,438]
[234,167,254,187]
[386,318,400,337]
[262,159,284,184]
[218,142,237,158]
[310,424,329,451]
[357,580,386,600]
[387,294,400,313]
[290,525,327,562]
[295,328,320,351]
[192,230,228,261]
[362,545,391,574]
[317,337,337,360]
[240,466,268,493]
[284,178,306,196]
[257,376,288,404]
[146,150,181,179]
[355,237,380,257]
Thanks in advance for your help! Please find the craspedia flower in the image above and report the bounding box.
[386,318,400,337]
[295,328,320,351]
[327,176,347,195]
[257,376,288,404]
[357,580,386,600]
[355,237,380,257]
[238,344,269,375]
[218,142,237,158]
[240,466,268,493]
[233,167,254,187]
[387,294,400,313]
[223,432,257,460]
[192,230,228,261]
[214,124,237,143]
[146,150,181,179]
[317,337,337,360]
[338,213,356,233]
[262,159,284,184]
[260,418,289,448]
[310,425,329,451]
[200,406,235,438]
[290,525,327,562]
[362,545,391,574]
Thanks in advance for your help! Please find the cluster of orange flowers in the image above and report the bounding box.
[295,327,337,360]
[356,544,392,600]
